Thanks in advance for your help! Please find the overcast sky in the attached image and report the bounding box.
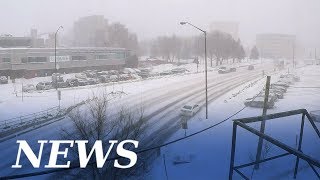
[0,0,319,47]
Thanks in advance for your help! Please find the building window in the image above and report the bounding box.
[2,58,11,63]
[21,57,28,64]
[95,54,111,60]
[28,57,47,63]
[72,56,86,61]
[95,52,126,60]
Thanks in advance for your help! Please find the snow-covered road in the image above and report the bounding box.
[0,62,277,178]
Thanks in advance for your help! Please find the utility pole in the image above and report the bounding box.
[255,76,271,169]
[293,43,295,68]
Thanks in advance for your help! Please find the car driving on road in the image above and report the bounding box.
[180,104,200,116]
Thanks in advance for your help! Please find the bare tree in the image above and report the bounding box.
[53,93,149,180]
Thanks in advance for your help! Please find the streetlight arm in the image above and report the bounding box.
[55,26,63,35]
[185,22,206,34]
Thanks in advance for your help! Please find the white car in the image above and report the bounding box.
[180,104,200,116]
[22,84,36,92]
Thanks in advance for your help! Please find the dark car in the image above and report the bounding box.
[83,70,97,78]
[98,75,110,83]
[78,79,89,86]
[57,81,69,88]
[171,68,188,74]
[66,78,79,87]
[230,67,237,72]
[87,78,99,85]
[248,65,254,70]
[36,82,52,90]
[160,70,172,76]
[0,76,8,84]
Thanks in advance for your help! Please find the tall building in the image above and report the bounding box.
[209,21,239,40]
[256,33,296,59]
[73,15,109,47]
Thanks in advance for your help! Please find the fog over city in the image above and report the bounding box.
[1,0,320,179]
[1,0,319,46]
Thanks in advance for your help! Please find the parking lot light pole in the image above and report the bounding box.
[54,26,63,89]
[180,21,208,119]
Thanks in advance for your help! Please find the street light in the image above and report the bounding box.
[180,21,208,119]
[54,26,63,89]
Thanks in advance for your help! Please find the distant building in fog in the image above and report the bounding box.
[0,29,44,48]
[256,33,296,59]
[209,21,239,40]
[73,15,109,47]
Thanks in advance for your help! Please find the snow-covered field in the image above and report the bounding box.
[0,61,318,179]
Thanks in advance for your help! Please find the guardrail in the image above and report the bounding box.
[0,106,61,133]
[229,109,320,179]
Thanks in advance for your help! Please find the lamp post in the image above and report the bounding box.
[180,21,208,119]
[54,26,63,89]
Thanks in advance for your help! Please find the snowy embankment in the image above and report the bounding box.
[148,65,320,180]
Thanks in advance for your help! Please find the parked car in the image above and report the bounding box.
[98,75,110,83]
[83,70,97,78]
[230,67,237,72]
[36,82,52,90]
[218,66,235,74]
[75,73,87,79]
[268,89,284,99]
[138,68,151,78]
[0,76,8,84]
[78,79,89,86]
[248,65,255,70]
[270,85,287,93]
[87,78,99,85]
[57,81,69,88]
[160,70,172,76]
[130,74,141,80]
[171,68,188,74]
[97,71,109,76]
[123,68,136,74]
[218,67,228,74]
[244,97,275,108]
[51,73,64,82]
[109,75,118,82]
[256,93,278,102]
[280,74,300,82]
[272,81,290,88]
[180,104,200,116]
[119,74,131,81]
[66,78,79,87]
[109,70,119,75]
[22,84,36,92]
[133,68,141,74]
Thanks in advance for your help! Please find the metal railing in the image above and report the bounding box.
[0,106,61,132]
[229,109,320,180]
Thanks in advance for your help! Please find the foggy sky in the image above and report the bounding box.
[0,0,319,47]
